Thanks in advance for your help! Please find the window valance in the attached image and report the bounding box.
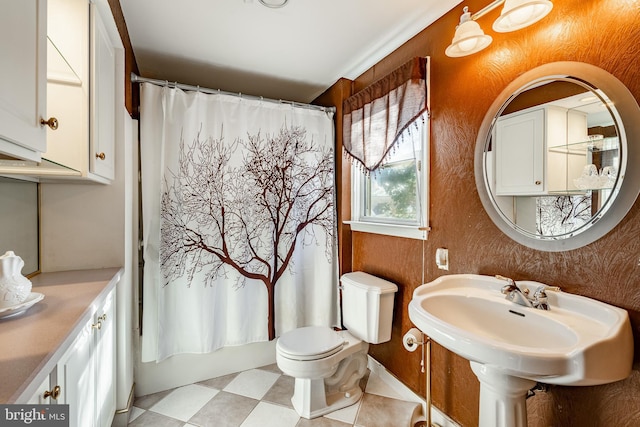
[343,57,429,173]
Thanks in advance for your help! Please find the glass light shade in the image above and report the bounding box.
[445,19,493,57]
[493,0,553,32]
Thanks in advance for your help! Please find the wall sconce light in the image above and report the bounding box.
[445,0,553,57]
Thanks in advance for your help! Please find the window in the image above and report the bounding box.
[348,115,429,240]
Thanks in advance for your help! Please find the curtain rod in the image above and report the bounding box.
[131,73,336,114]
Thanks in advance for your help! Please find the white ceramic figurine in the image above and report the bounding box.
[0,251,32,308]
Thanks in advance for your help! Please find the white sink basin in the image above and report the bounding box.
[409,274,633,385]
[408,274,634,427]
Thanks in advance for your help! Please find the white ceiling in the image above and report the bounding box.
[120,0,461,103]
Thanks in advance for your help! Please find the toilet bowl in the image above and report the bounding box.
[276,272,398,419]
[276,326,369,418]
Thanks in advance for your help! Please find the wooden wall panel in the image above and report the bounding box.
[314,78,354,277]
[333,0,640,425]
[108,0,139,116]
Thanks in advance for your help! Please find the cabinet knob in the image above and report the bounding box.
[40,117,59,130]
[96,152,106,161]
[99,313,107,322]
[43,385,61,400]
[535,180,542,185]
[92,320,102,330]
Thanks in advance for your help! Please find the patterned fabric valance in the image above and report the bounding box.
[343,57,429,173]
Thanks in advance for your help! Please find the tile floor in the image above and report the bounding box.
[128,364,423,427]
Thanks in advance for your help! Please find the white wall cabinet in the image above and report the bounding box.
[0,0,123,182]
[57,288,116,427]
[90,6,117,180]
[45,0,89,178]
[44,0,122,183]
[495,106,588,196]
[0,0,49,162]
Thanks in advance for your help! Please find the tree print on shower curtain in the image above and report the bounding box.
[160,124,334,340]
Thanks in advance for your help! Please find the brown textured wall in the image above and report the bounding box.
[328,0,640,425]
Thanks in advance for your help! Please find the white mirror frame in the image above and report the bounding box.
[475,62,640,251]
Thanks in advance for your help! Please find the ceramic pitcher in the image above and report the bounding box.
[0,251,32,308]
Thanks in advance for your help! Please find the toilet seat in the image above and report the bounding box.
[277,326,345,361]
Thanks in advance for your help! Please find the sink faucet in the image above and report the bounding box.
[496,275,554,310]
[531,286,549,310]
[497,275,533,308]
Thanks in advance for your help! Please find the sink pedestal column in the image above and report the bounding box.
[470,362,536,427]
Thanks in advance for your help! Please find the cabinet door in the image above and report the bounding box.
[95,290,116,427]
[0,0,47,161]
[26,374,51,405]
[26,367,62,405]
[58,322,96,427]
[90,4,116,180]
[44,0,89,174]
[495,109,545,196]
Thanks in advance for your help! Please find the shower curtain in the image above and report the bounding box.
[139,83,339,362]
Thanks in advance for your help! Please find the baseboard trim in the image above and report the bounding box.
[115,382,135,414]
[111,383,135,427]
[367,356,460,427]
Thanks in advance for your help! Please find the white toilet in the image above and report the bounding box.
[276,271,398,419]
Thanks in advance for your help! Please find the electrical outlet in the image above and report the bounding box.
[435,248,449,270]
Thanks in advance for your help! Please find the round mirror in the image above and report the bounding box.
[475,62,640,251]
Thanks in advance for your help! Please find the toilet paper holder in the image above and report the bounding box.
[405,332,424,346]
[403,327,426,351]
[403,327,437,427]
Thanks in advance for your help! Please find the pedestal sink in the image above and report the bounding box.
[408,274,634,427]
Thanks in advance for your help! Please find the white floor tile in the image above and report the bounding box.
[364,372,404,400]
[150,383,219,421]
[223,369,281,400]
[128,407,145,423]
[239,402,299,427]
[323,399,361,424]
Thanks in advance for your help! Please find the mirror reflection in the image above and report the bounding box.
[484,78,622,240]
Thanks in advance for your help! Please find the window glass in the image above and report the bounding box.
[350,116,428,240]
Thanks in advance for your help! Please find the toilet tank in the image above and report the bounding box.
[341,272,398,344]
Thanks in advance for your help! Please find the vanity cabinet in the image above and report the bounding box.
[0,0,48,162]
[11,272,120,427]
[26,368,58,405]
[495,106,588,196]
[57,288,116,427]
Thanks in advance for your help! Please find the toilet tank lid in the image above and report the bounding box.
[340,272,398,294]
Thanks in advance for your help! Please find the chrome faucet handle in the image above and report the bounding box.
[496,275,517,294]
[501,283,516,294]
[532,286,550,310]
[533,286,547,298]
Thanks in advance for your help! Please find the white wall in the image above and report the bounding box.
[0,179,39,273]
[134,341,277,396]
[40,104,135,415]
